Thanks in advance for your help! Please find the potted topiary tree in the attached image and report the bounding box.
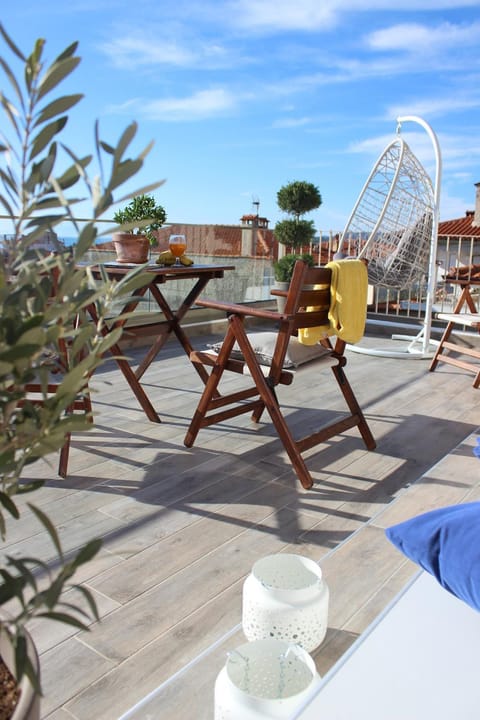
[0,23,164,718]
[112,194,167,263]
[272,253,315,311]
[274,180,322,251]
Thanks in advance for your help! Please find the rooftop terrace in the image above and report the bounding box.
[12,327,480,720]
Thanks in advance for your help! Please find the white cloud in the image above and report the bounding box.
[228,0,338,32]
[347,133,398,157]
[367,20,480,53]
[348,128,480,187]
[101,36,197,68]
[435,134,480,168]
[140,88,237,121]
[440,189,475,219]
[227,0,480,34]
[387,93,480,120]
[272,116,312,128]
[100,30,240,71]
[345,0,480,7]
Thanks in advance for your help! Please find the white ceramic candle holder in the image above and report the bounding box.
[214,638,321,720]
[242,553,329,652]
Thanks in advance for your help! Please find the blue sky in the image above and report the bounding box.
[1,0,480,236]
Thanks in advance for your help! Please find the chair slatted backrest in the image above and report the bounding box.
[288,265,332,335]
[253,262,333,387]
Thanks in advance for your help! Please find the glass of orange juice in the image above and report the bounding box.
[169,234,187,265]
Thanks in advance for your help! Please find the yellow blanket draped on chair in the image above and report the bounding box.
[298,259,368,345]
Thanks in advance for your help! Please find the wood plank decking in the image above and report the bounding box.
[10,330,480,719]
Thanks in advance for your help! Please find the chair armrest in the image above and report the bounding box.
[195,297,288,321]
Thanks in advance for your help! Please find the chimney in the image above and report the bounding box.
[474,182,480,227]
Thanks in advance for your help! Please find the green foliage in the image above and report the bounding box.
[113,193,167,245]
[0,23,164,692]
[274,180,322,249]
[273,219,316,249]
[0,505,102,694]
[273,253,315,283]
[276,181,322,219]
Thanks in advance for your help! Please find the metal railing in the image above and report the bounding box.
[4,226,479,327]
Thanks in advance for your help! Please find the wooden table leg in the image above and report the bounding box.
[87,300,161,423]
[135,277,212,385]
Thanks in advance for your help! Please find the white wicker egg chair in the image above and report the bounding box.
[337,116,442,358]
[340,137,434,291]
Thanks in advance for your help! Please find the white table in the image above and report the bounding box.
[294,571,480,719]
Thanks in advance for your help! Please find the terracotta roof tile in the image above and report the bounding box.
[438,211,480,237]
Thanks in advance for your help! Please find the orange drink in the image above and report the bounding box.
[169,241,186,257]
[169,234,187,265]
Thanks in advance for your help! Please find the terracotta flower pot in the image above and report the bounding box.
[112,233,150,263]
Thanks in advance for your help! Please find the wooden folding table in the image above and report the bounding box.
[86,262,235,422]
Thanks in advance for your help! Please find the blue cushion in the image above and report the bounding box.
[474,436,480,458]
[385,502,480,611]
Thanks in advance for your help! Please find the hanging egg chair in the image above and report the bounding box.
[337,116,442,358]
[339,135,435,291]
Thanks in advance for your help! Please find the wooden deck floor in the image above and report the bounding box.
[11,329,480,719]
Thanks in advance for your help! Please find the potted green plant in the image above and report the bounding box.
[272,253,315,311]
[0,24,163,718]
[273,253,315,284]
[274,181,322,250]
[113,194,167,263]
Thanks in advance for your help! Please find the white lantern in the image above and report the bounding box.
[214,638,321,720]
[242,553,329,652]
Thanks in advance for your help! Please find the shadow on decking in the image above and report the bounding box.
[44,408,477,559]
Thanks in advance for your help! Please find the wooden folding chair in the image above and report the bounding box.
[184,260,376,489]
[22,334,93,478]
[12,262,93,477]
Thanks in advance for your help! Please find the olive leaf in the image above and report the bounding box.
[0,23,166,693]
